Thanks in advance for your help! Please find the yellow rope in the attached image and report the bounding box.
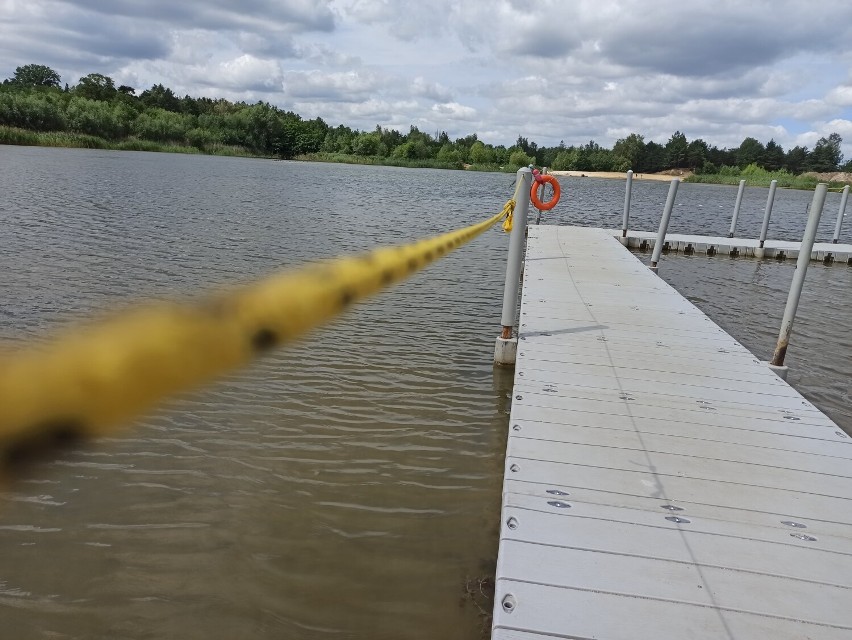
[0,201,515,467]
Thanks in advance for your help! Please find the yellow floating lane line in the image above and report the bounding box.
[0,200,515,468]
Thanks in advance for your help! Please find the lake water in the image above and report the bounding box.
[0,146,849,639]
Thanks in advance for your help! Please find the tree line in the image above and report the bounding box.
[1,63,847,175]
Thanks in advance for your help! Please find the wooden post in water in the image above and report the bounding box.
[833,185,849,244]
[495,167,533,365]
[728,180,745,238]
[768,183,828,379]
[649,179,679,273]
[756,180,778,258]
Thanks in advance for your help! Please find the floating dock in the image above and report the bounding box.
[493,226,852,639]
[613,230,852,263]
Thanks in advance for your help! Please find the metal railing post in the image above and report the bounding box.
[757,180,778,254]
[768,184,828,378]
[495,168,533,365]
[833,185,849,244]
[621,170,633,239]
[535,167,547,225]
[729,179,745,238]
[649,178,679,272]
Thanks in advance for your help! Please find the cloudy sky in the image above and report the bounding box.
[3,0,852,156]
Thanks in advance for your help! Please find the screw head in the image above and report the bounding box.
[547,500,571,508]
[790,533,817,542]
[661,505,684,512]
[781,521,806,529]
[506,517,519,530]
[546,489,569,496]
[666,516,691,524]
[501,594,517,613]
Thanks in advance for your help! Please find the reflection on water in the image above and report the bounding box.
[0,146,849,639]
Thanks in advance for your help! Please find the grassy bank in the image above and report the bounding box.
[0,125,260,157]
[685,164,849,190]
[297,151,511,172]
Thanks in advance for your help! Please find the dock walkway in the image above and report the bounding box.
[613,229,852,263]
[493,226,852,639]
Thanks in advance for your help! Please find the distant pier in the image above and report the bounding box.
[615,230,852,264]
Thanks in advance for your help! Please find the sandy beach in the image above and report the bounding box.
[549,169,693,182]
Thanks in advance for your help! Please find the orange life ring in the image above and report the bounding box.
[530,175,561,210]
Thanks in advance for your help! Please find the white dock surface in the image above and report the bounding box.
[493,226,852,640]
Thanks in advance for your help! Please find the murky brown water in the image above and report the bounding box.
[0,147,849,639]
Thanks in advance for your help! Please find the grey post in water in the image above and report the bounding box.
[535,167,547,225]
[728,179,746,238]
[494,167,533,365]
[758,180,778,249]
[769,184,828,375]
[833,185,849,244]
[621,170,634,237]
[649,178,680,272]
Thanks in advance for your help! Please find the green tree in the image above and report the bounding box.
[707,145,736,167]
[583,140,614,171]
[186,127,221,148]
[468,140,493,165]
[552,148,580,171]
[454,133,479,162]
[685,138,709,169]
[65,96,127,138]
[665,131,688,168]
[0,90,66,130]
[352,131,384,156]
[75,73,117,102]
[391,139,429,160]
[612,133,645,170]
[807,133,843,172]
[132,107,194,142]
[139,84,181,112]
[737,137,765,168]
[321,125,355,153]
[376,125,404,152]
[784,146,809,173]
[641,142,666,172]
[508,148,534,167]
[10,64,61,88]
[762,139,785,171]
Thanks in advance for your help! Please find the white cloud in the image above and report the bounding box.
[282,70,383,100]
[431,102,476,120]
[215,54,282,91]
[411,77,453,103]
[826,86,852,108]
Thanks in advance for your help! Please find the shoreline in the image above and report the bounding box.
[548,170,692,182]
